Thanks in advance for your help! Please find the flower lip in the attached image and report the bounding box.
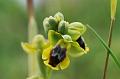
[76,36,85,50]
[49,45,66,67]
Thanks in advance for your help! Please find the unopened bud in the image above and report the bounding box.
[58,21,68,34]
[54,12,64,22]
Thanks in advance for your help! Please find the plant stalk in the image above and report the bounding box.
[27,0,39,77]
[103,18,115,79]
[103,0,118,78]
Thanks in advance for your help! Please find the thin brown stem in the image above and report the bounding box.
[27,0,37,77]
[103,18,115,79]
[27,0,34,19]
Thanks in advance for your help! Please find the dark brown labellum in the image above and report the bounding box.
[49,45,66,67]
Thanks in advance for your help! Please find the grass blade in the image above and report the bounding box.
[87,24,120,69]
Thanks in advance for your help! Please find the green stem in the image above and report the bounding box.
[87,25,120,69]
[103,18,115,79]
[103,0,118,78]
[27,0,39,77]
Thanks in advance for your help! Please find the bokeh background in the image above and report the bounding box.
[0,0,120,79]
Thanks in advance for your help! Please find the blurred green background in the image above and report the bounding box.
[0,0,120,79]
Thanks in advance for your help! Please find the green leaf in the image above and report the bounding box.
[48,30,63,46]
[87,24,120,69]
[67,22,86,40]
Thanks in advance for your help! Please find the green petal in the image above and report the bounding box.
[48,30,63,46]
[68,42,86,57]
[67,22,86,40]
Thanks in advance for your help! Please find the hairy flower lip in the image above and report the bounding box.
[42,44,70,70]
[49,45,66,67]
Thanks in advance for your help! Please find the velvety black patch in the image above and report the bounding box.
[49,45,66,67]
[76,36,85,50]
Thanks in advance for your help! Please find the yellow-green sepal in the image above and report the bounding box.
[21,34,46,54]
[21,42,37,54]
[48,30,63,46]
[67,22,86,40]
[68,42,86,57]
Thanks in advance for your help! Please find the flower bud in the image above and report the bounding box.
[43,16,58,33]
[58,21,68,34]
[62,35,72,42]
[48,16,58,31]
[111,0,117,20]
[32,34,46,49]
[54,12,64,22]
[67,22,86,40]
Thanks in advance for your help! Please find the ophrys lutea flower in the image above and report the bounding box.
[42,12,89,70]
[42,29,89,70]
[42,30,70,70]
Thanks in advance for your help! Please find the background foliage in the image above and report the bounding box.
[0,0,120,79]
